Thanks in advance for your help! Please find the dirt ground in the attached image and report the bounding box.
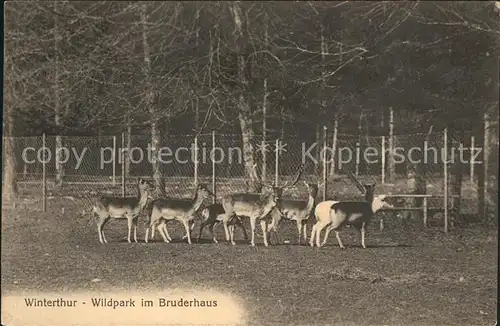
[1,200,497,325]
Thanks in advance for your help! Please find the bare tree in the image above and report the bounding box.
[228,2,260,191]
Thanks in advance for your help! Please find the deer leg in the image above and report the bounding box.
[197,220,207,242]
[229,224,235,245]
[97,216,108,244]
[249,216,257,247]
[145,218,153,243]
[222,214,231,242]
[145,211,157,243]
[229,218,236,245]
[315,222,329,247]
[327,216,345,249]
[182,219,195,240]
[157,223,170,243]
[260,219,269,247]
[133,216,139,243]
[321,225,333,247]
[275,228,282,245]
[180,218,192,244]
[302,222,308,243]
[144,224,151,243]
[335,230,345,249]
[162,221,172,242]
[296,219,303,245]
[97,217,104,244]
[267,223,276,245]
[309,223,317,247]
[126,215,133,243]
[210,223,218,244]
[361,222,367,249]
[236,217,249,240]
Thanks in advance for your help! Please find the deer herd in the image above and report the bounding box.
[91,165,394,249]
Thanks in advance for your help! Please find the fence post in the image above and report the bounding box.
[322,126,328,201]
[262,136,267,181]
[470,135,475,183]
[262,78,267,182]
[275,138,279,186]
[194,135,199,185]
[112,136,116,186]
[381,136,386,184]
[388,107,395,181]
[329,120,338,178]
[212,131,216,204]
[42,133,47,212]
[355,141,360,178]
[444,128,448,233]
[423,196,428,227]
[121,132,125,197]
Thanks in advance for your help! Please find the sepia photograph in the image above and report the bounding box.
[2,1,499,325]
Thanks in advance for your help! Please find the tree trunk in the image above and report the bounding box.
[239,96,259,192]
[280,106,285,140]
[315,125,321,175]
[482,108,499,223]
[356,110,364,177]
[2,107,18,201]
[150,119,165,195]
[449,139,463,225]
[230,1,259,192]
[3,47,18,201]
[54,2,64,186]
[388,107,395,182]
[194,7,201,131]
[262,78,268,182]
[329,120,338,178]
[194,96,200,131]
[141,3,165,196]
[125,116,131,178]
[318,23,327,177]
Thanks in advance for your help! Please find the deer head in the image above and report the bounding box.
[138,178,156,195]
[251,163,305,200]
[197,183,215,201]
[303,181,319,198]
[371,195,394,213]
[347,172,376,202]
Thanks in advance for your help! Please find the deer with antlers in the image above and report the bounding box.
[144,184,214,244]
[310,172,393,248]
[265,181,319,245]
[196,203,249,244]
[93,178,156,244]
[220,164,304,247]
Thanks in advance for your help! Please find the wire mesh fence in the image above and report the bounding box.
[2,129,494,221]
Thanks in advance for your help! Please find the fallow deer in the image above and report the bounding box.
[220,165,304,247]
[310,172,393,248]
[266,181,319,245]
[144,184,213,244]
[93,178,155,244]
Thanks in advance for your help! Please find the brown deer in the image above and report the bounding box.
[310,173,393,248]
[220,164,304,247]
[271,181,319,245]
[144,184,213,244]
[93,178,155,244]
